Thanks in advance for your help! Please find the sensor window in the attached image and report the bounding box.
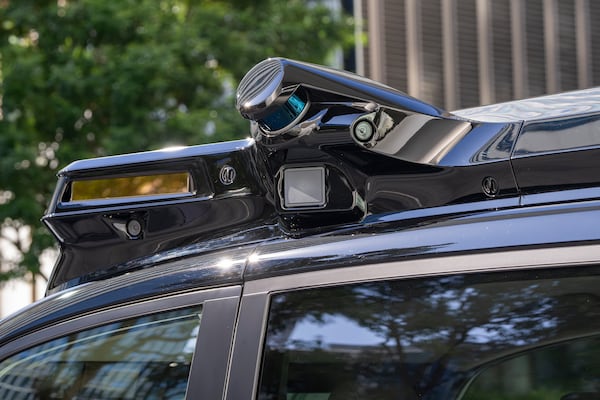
[283,167,326,208]
[70,172,192,202]
[259,93,308,132]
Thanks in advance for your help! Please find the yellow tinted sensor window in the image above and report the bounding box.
[70,172,191,201]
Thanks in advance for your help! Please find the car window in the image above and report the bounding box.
[0,306,202,399]
[462,335,600,400]
[257,266,600,400]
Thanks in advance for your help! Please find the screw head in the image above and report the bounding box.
[482,176,499,197]
[219,165,236,185]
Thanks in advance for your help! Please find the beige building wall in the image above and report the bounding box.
[357,0,599,110]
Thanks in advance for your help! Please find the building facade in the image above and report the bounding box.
[356,0,599,110]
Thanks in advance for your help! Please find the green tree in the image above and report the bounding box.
[0,0,352,292]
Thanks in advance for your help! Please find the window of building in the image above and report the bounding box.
[257,266,600,399]
[0,306,202,399]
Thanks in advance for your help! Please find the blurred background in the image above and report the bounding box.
[0,0,598,317]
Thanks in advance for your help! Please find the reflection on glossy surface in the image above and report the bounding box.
[511,113,600,194]
[514,113,600,156]
[259,267,600,399]
[350,108,473,165]
[47,196,269,290]
[453,87,600,123]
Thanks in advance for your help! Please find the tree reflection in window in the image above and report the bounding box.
[258,267,600,400]
[0,307,202,399]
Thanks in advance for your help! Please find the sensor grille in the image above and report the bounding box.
[236,58,284,114]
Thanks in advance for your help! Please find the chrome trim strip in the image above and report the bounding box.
[244,243,600,295]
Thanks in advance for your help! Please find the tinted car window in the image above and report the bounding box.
[258,266,600,400]
[462,335,600,400]
[0,306,202,399]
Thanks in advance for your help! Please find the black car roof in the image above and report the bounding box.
[453,87,600,122]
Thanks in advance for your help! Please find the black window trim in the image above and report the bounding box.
[0,285,242,400]
[225,243,600,400]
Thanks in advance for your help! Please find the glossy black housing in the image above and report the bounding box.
[43,139,275,291]
[1,59,599,400]
[41,58,600,293]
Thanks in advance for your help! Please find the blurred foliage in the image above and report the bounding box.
[0,0,353,286]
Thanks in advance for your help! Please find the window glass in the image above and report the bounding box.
[257,267,600,400]
[0,306,202,399]
[462,335,600,400]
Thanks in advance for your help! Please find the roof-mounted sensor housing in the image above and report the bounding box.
[43,139,269,292]
[42,58,600,295]
[234,57,522,226]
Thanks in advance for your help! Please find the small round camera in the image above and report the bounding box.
[126,219,142,238]
[352,119,376,142]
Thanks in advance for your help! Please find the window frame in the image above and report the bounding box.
[0,285,241,400]
[224,243,600,400]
